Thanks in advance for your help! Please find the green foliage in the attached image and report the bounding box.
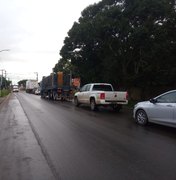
[18,79,27,87]
[54,0,176,90]
[0,76,11,89]
[0,89,10,97]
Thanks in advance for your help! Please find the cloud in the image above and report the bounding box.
[0,0,100,84]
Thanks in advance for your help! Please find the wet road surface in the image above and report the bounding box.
[1,92,176,180]
[0,94,55,180]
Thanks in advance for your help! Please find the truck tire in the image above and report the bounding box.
[53,92,58,101]
[90,98,97,111]
[74,97,80,107]
[42,93,46,98]
[49,92,53,100]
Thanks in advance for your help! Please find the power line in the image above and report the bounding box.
[0,49,10,53]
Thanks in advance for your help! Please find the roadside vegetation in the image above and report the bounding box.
[53,0,176,100]
[0,89,11,97]
[0,77,11,97]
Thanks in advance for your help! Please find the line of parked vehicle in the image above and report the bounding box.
[72,83,176,129]
[23,71,176,129]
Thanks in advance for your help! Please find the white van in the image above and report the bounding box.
[12,85,19,92]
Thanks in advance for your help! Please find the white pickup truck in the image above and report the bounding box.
[74,83,128,111]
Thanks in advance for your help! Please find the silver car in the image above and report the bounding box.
[133,90,176,128]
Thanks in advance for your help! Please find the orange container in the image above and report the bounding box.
[57,72,63,87]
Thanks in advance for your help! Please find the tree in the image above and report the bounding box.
[18,79,27,88]
[0,76,11,89]
[54,0,176,93]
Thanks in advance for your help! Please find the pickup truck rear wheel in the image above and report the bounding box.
[90,98,97,111]
[74,97,80,107]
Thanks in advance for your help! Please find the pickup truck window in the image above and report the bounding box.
[92,85,113,91]
[80,85,86,92]
[81,84,91,92]
[85,85,91,91]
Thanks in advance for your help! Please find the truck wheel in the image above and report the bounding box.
[90,98,97,111]
[112,104,122,112]
[49,93,52,100]
[53,92,58,101]
[53,92,55,100]
[74,97,80,107]
[42,93,46,98]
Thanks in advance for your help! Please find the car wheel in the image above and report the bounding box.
[74,97,80,107]
[136,109,148,126]
[90,98,97,111]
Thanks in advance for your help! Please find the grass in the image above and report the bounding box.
[0,89,11,97]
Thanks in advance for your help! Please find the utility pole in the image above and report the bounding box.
[0,69,6,88]
[4,70,6,88]
[0,69,7,88]
[0,70,3,88]
[34,72,38,81]
[0,70,3,96]
[0,49,10,96]
[0,49,10,53]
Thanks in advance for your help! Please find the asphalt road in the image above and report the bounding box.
[1,92,176,180]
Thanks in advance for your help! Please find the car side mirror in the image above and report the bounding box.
[150,98,157,104]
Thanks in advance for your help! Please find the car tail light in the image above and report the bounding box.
[100,93,105,99]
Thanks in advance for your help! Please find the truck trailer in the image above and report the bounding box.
[40,72,80,100]
[26,79,39,93]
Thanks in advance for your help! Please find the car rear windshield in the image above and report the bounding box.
[92,85,113,91]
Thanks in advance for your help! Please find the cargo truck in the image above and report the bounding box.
[26,79,39,93]
[40,72,80,100]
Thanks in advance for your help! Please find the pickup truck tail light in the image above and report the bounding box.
[100,93,105,99]
[126,92,128,100]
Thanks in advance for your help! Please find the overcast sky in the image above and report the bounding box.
[0,0,100,84]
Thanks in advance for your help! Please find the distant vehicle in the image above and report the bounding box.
[74,83,128,111]
[12,85,19,92]
[26,80,38,93]
[35,87,41,95]
[41,72,80,100]
[133,90,176,128]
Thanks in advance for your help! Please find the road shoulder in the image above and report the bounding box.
[0,93,55,180]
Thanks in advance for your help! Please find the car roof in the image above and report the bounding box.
[155,89,176,98]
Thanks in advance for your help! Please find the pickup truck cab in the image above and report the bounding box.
[74,83,128,111]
